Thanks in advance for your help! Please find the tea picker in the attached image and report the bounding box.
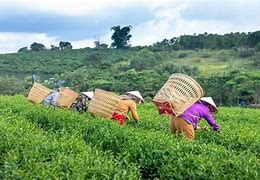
[153,73,221,140]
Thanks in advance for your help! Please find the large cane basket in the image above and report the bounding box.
[153,73,204,116]
[88,89,122,118]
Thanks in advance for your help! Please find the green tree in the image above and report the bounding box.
[111,25,132,48]
[18,46,28,52]
[30,42,46,51]
[130,49,162,71]
[225,74,255,105]
[252,52,260,67]
[198,74,231,105]
[51,45,60,50]
[114,69,165,97]
[56,68,88,92]
[59,41,72,49]
[248,31,260,47]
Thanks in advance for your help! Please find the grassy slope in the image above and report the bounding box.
[172,50,253,75]
[0,48,257,76]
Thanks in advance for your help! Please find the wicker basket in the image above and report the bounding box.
[153,73,204,116]
[56,88,79,109]
[88,89,122,118]
[27,83,52,104]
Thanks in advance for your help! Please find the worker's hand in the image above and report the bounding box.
[196,126,208,130]
[201,126,209,130]
[216,129,222,134]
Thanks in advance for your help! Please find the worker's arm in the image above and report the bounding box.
[129,101,140,123]
[203,112,220,131]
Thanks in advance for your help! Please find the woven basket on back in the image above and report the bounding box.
[88,89,122,118]
[27,83,52,104]
[153,73,204,116]
[56,88,79,109]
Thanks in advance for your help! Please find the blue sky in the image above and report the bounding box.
[0,0,260,53]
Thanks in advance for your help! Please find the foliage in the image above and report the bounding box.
[30,42,46,51]
[114,69,165,97]
[0,95,259,179]
[0,101,139,179]
[177,52,188,58]
[111,25,132,48]
[0,46,260,104]
[130,49,163,71]
[59,41,72,49]
[58,68,89,91]
[152,31,260,50]
[217,52,228,62]
[18,46,28,52]
[247,30,260,47]
[200,51,212,58]
[198,71,260,105]
[0,76,28,95]
[237,47,254,58]
[252,52,260,67]
[255,42,260,51]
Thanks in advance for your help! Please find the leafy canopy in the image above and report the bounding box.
[111,25,132,48]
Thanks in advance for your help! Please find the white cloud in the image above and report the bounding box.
[0,0,173,16]
[130,0,260,46]
[0,0,260,52]
[131,1,187,45]
[0,32,58,53]
[131,17,260,46]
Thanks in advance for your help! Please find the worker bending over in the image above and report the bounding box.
[112,91,144,125]
[170,97,221,140]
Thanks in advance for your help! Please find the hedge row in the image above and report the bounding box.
[0,110,140,179]
[1,96,259,179]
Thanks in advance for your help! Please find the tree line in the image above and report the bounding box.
[17,26,260,52]
[1,67,259,106]
[18,41,73,52]
[152,31,260,51]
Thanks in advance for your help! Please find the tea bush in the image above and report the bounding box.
[0,95,259,179]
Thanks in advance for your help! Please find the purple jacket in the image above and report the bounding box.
[181,102,220,131]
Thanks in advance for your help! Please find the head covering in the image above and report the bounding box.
[124,91,144,104]
[81,91,94,99]
[200,97,218,113]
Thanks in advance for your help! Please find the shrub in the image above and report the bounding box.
[177,53,188,58]
[1,96,259,179]
[252,52,260,67]
[194,59,201,63]
[218,54,228,62]
[255,42,260,52]
[0,76,27,95]
[237,47,254,58]
[200,51,212,58]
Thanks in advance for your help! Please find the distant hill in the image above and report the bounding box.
[0,46,259,105]
[0,47,258,75]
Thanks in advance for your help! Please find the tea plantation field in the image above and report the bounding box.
[0,95,259,179]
